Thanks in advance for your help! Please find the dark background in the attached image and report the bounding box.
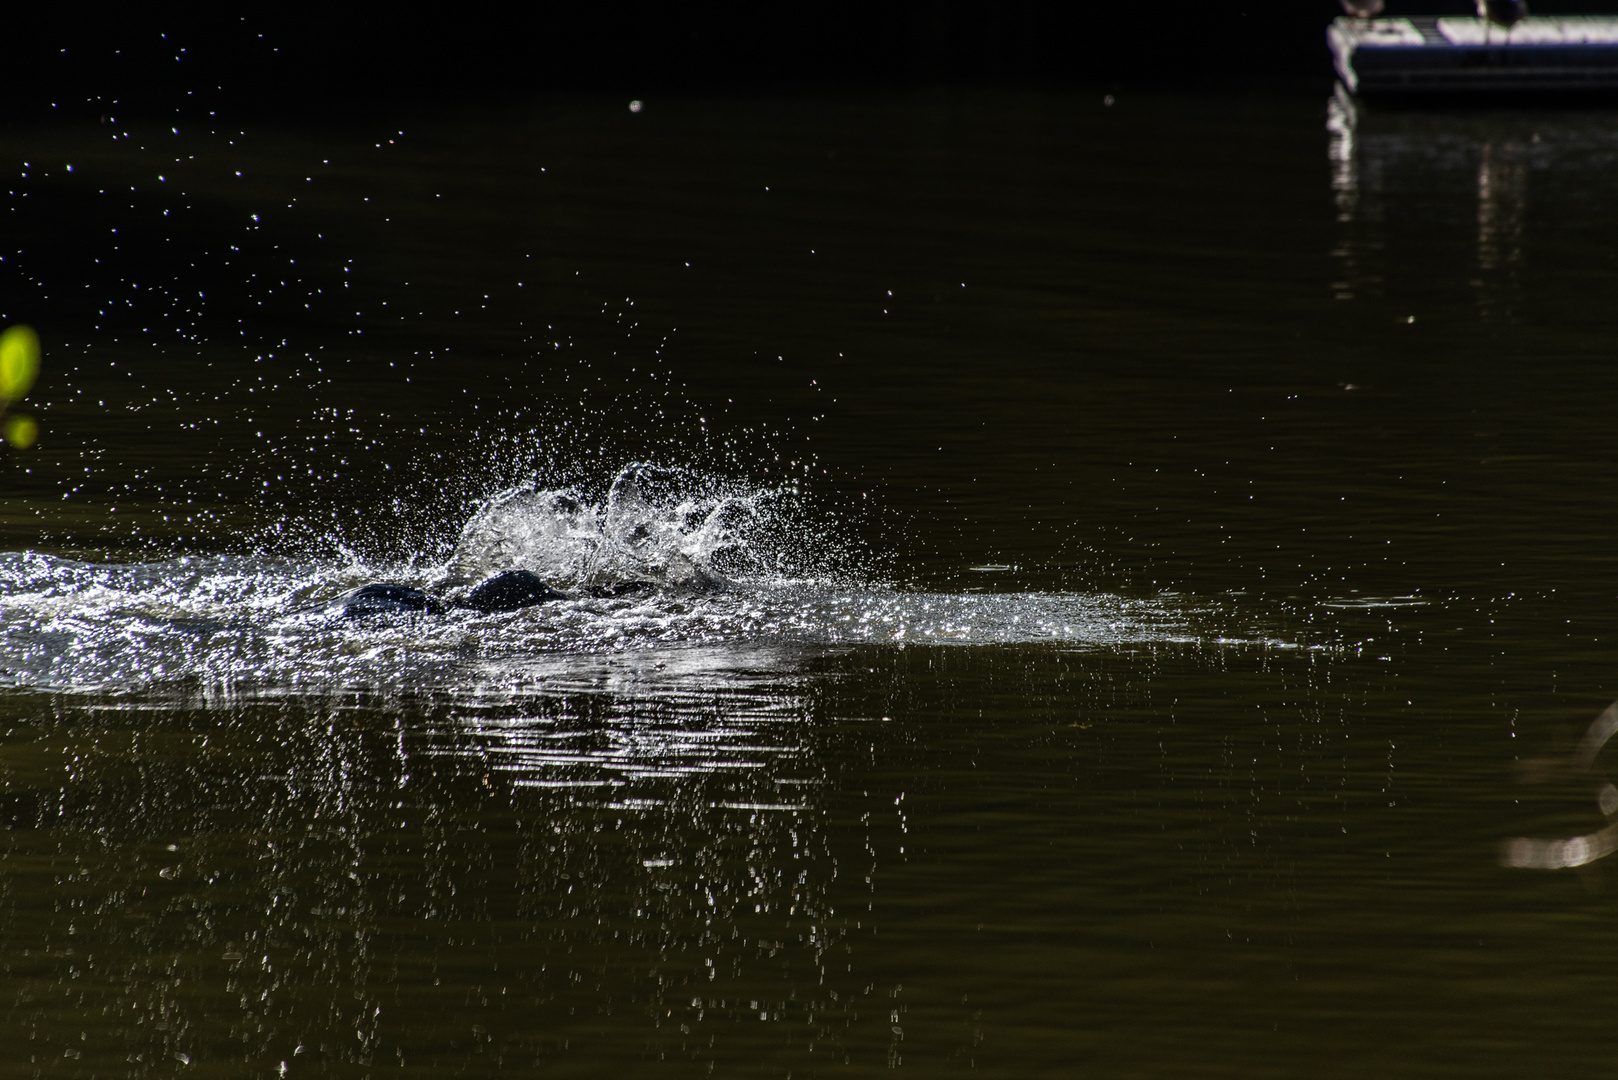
[12,0,1618,121]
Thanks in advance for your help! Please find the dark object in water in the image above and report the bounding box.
[339,583,444,618]
[1339,0,1384,17]
[455,569,568,613]
[1478,0,1527,28]
[334,570,652,621]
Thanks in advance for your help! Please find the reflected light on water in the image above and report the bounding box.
[1505,699,1618,870]
[0,673,844,1071]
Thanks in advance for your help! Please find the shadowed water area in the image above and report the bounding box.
[2,91,1618,1075]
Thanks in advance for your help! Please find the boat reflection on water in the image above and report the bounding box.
[1476,138,1529,286]
[1320,86,1618,317]
[1328,85,1533,313]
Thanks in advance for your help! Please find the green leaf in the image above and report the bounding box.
[0,326,40,403]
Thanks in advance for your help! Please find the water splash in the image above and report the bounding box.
[442,463,768,591]
[0,464,1272,697]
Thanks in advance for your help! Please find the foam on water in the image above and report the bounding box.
[0,465,1261,697]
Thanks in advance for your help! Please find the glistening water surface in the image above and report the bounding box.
[2,91,1618,1076]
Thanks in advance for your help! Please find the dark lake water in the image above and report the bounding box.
[4,88,1618,1075]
